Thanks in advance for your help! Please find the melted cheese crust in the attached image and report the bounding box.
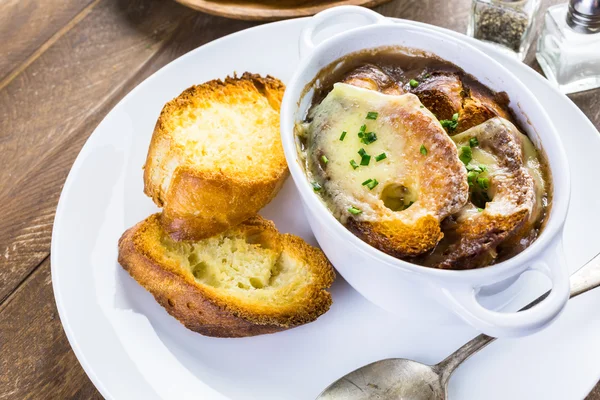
[304,83,469,256]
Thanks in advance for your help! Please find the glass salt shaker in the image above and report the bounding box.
[536,0,600,94]
[468,0,541,60]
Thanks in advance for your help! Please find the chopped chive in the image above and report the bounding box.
[452,113,459,122]
[477,207,484,212]
[459,146,472,165]
[440,118,458,131]
[420,144,428,156]
[350,160,359,170]
[477,177,490,190]
[340,131,347,141]
[420,105,425,108]
[467,171,478,186]
[321,155,329,164]
[311,182,322,192]
[348,206,362,215]
[466,164,485,174]
[366,111,379,120]
[480,165,488,172]
[366,179,379,190]
[360,131,377,145]
[375,152,387,162]
[469,137,479,147]
[362,179,373,186]
[360,154,371,166]
[358,148,366,157]
[359,124,367,133]
[424,73,431,78]
[409,79,419,88]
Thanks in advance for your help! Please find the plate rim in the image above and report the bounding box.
[50,17,600,400]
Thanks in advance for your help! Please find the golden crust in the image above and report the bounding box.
[412,72,464,121]
[457,86,511,133]
[347,215,443,258]
[160,166,287,241]
[143,73,288,240]
[307,84,469,257]
[118,214,335,338]
[342,64,404,95]
[437,118,536,269]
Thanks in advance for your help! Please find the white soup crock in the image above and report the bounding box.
[280,6,571,337]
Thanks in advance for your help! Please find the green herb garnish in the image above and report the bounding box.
[420,144,428,156]
[360,154,371,166]
[340,131,347,141]
[420,105,425,108]
[350,160,359,170]
[375,152,387,162]
[467,170,478,186]
[362,179,379,190]
[358,148,366,157]
[321,155,329,164]
[409,79,419,88]
[359,124,367,133]
[440,119,458,130]
[348,206,362,215]
[366,111,378,120]
[360,132,377,145]
[477,177,490,190]
[477,207,484,212]
[311,182,322,192]
[367,179,379,190]
[440,112,459,131]
[466,164,485,173]
[469,137,479,147]
[459,146,472,165]
[424,73,431,78]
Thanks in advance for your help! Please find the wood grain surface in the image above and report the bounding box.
[0,0,598,398]
[173,0,392,21]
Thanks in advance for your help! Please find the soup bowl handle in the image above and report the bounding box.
[437,239,570,337]
[299,6,392,58]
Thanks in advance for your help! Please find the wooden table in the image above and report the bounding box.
[0,0,598,398]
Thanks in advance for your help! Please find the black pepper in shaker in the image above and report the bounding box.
[467,0,541,60]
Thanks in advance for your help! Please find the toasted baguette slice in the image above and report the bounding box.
[144,73,288,240]
[118,214,335,338]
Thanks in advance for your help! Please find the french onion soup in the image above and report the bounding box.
[296,48,552,270]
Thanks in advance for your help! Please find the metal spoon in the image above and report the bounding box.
[317,251,600,400]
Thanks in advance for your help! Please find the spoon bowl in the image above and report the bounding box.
[317,359,444,400]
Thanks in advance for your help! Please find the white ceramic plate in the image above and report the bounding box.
[51,18,600,400]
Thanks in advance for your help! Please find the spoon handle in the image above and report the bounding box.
[436,250,600,387]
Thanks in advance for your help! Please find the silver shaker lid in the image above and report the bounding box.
[567,0,600,33]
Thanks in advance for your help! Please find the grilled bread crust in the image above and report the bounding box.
[118,214,335,338]
[144,73,288,240]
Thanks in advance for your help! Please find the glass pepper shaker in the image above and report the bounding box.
[536,0,600,94]
[468,0,541,60]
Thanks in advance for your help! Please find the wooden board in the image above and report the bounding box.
[0,259,102,400]
[0,0,598,397]
[173,0,392,21]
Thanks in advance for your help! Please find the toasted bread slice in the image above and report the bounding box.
[118,214,335,337]
[304,83,468,257]
[436,118,537,269]
[144,73,288,240]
